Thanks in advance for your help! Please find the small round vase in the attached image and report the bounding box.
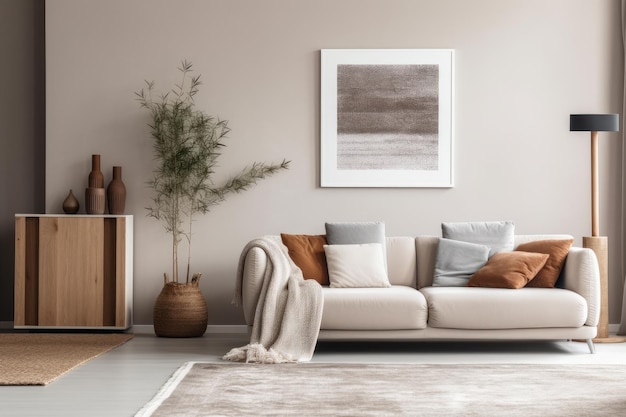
[107,166,126,215]
[153,280,208,338]
[62,189,80,214]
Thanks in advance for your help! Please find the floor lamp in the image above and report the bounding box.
[570,113,625,342]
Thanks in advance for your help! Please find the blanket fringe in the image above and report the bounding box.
[223,343,297,364]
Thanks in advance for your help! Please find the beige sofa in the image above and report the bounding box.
[240,235,600,353]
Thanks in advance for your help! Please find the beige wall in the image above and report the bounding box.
[45,0,624,325]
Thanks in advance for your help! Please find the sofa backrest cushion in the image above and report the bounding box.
[271,235,416,287]
[416,234,574,289]
[385,237,417,287]
[416,236,439,288]
[513,235,575,246]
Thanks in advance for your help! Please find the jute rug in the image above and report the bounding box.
[0,333,133,385]
[136,362,626,416]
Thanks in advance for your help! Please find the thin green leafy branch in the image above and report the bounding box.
[136,60,290,284]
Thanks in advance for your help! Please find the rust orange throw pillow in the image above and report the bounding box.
[467,251,549,289]
[515,239,573,288]
[280,234,329,285]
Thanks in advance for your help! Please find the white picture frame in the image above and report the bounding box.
[320,49,454,188]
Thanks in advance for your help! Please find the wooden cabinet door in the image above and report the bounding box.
[37,217,105,326]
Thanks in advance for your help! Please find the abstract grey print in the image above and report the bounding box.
[336,64,439,171]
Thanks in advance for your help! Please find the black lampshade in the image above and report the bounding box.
[570,114,619,132]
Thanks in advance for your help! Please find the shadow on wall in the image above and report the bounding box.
[0,0,46,323]
[0,227,16,322]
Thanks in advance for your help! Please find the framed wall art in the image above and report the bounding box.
[320,49,454,187]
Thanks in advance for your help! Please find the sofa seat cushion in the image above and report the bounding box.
[420,286,587,330]
[321,286,428,330]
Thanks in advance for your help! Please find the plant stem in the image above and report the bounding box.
[174,183,180,283]
[172,232,177,283]
[186,214,192,284]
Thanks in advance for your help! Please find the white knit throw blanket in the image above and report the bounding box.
[223,237,324,363]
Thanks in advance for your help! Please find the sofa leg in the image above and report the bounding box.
[586,339,596,354]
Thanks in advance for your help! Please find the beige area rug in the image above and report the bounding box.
[136,362,626,417]
[0,333,133,385]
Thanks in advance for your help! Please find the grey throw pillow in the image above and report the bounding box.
[441,221,515,257]
[325,221,387,269]
[433,238,490,286]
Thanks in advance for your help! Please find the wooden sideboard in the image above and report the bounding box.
[14,214,133,329]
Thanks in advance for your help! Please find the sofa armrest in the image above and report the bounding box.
[241,246,268,326]
[560,247,600,327]
[239,235,288,325]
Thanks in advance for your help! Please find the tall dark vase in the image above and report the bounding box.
[86,154,105,214]
[88,154,104,188]
[107,166,126,215]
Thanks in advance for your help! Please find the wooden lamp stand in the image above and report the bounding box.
[571,115,625,343]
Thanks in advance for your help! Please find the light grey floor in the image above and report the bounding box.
[2,330,626,417]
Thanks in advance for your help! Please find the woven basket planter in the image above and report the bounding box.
[153,280,208,338]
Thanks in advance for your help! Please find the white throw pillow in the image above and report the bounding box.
[324,243,391,288]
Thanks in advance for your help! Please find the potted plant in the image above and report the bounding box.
[136,61,289,337]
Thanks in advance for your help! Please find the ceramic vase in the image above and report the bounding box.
[85,187,105,214]
[86,154,105,214]
[107,166,126,215]
[88,154,104,188]
[62,189,80,214]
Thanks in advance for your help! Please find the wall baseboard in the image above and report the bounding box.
[0,321,248,335]
[2,321,622,336]
[130,324,248,335]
